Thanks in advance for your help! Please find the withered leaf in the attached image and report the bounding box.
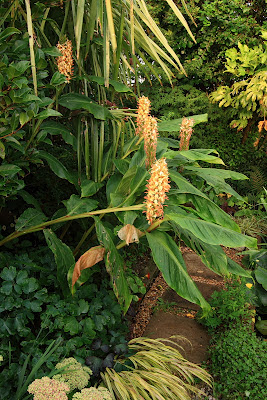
[72,246,105,288]
[118,224,142,245]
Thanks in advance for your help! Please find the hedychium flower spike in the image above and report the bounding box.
[136,96,151,136]
[143,115,159,168]
[56,39,74,83]
[179,117,194,151]
[144,158,171,225]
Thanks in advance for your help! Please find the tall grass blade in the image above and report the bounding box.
[75,0,85,59]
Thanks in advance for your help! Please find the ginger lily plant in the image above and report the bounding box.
[0,98,257,315]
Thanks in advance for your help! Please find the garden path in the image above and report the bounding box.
[131,250,226,365]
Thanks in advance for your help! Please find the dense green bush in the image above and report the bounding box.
[209,325,267,400]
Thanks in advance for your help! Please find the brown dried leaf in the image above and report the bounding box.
[72,246,105,288]
[118,224,142,245]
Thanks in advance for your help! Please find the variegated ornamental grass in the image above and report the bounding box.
[101,337,212,400]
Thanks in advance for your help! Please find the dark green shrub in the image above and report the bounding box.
[209,325,267,400]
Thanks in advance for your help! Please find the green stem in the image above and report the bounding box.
[0,205,144,247]
[25,0,38,96]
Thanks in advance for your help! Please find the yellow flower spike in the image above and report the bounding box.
[144,158,170,225]
[246,283,253,289]
[143,116,159,168]
[179,117,194,151]
[136,96,151,136]
[56,39,74,83]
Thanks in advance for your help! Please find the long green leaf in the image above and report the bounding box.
[44,229,75,296]
[169,170,240,231]
[38,150,75,184]
[15,209,47,232]
[63,194,98,215]
[146,230,210,313]
[167,213,258,249]
[95,217,132,313]
[158,114,208,132]
[59,93,111,120]
[75,0,85,59]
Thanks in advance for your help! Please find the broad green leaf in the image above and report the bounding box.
[15,209,47,232]
[63,194,98,215]
[227,257,251,278]
[169,171,240,231]
[183,167,247,201]
[180,229,229,276]
[82,318,96,337]
[114,159,129,175]
[184,166,248,181]
[146,230,210,313]
[0,27,21,42]
[38,150,75,184]
[158,113,208,132]
[40,120,77,150]
[15,61,30,75]
[177,149,224,165]
[50,71,66,86]
[0,266,16,281]
[255,267,267,290]
[59,93,111,120]
[42,47,62,56]
[88,75,133,93]
[64,316,80,335]
[44,229,75,296]
[81,180,103,197]
[167,213,257,249]
[0,164,21,177]
[36,109,62,119]
[95,217,132,313]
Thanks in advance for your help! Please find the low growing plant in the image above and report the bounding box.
[101,337,212,400]
[197,278,254,331]
[209,325,267,400]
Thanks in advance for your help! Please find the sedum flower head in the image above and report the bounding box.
[56,39,74,83]
[28,377,69,400]
[72,387,113,400]
[136,96,151,136]
[144,158,170,225]
[179,117,194,151]
[54,357,92,391]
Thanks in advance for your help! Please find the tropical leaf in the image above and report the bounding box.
[95,217,132,313]
[146,230,210,313]
[59,93,111,120]
[158,114,208,132]
[38,150,75,184]
[169,170,240,231]
[43,229,75,296]
[179,229,229,276]
[63,194,98,215]
[81,180,103,197]
[167,212,258,249]
[15,209,47,232]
